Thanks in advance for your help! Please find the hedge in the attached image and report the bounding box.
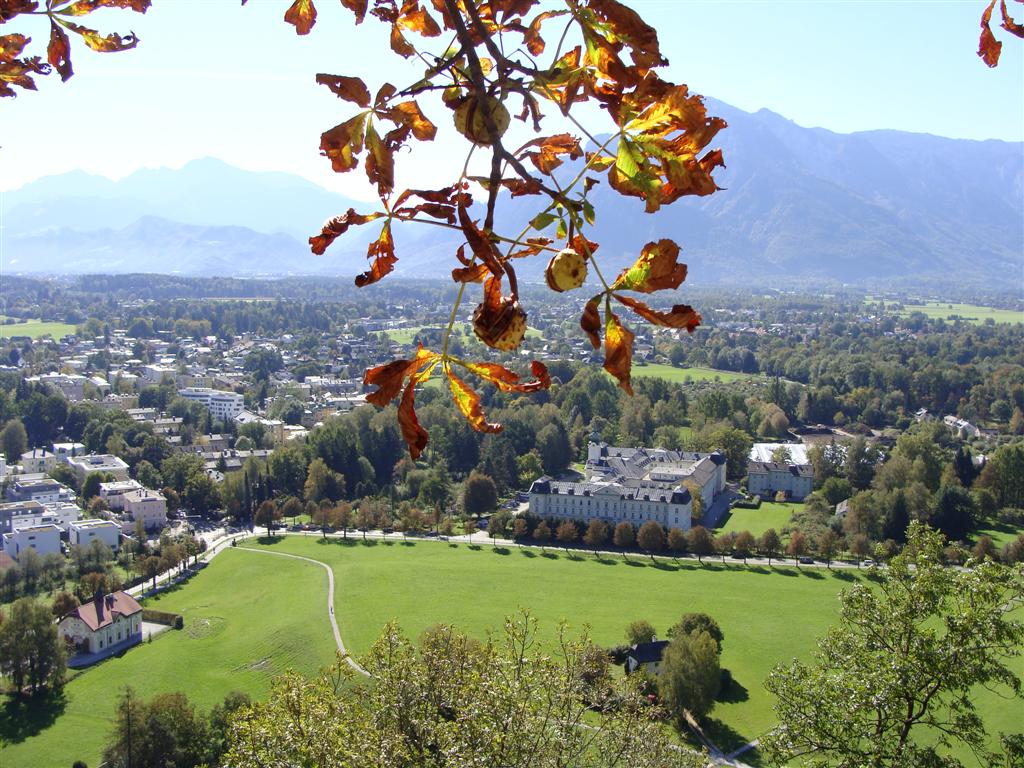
[142,609,184,630]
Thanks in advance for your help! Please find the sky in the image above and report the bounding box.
[0,0,1021,200]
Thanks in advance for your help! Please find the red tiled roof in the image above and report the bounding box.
[64,591,142,631]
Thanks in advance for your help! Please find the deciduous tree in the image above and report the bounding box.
[759,528,781,566]
[613,521,635,550]
[0,597,66,696]
[657,628,721,723]
[636,520,665,561]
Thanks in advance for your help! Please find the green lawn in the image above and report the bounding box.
[717,501,798,538]
[631,363,755,384]
[0,549,337,767]
[385,323,541,345]
[0,317,77,340]
[973,520,1023,549]
[895,302,1023,325]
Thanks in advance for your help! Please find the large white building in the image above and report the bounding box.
[178,387,245,421]
[529,442,727,532]
[122,489,168,531]
[2,523,62,561]
[69,519,122,553]
[0,501,81,533]
[99,479,146,510]
[747,443,814,501]
[66,454,130,483]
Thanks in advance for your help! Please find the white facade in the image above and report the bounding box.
[20,449,56,474]
[69,519,122,553]
[178,387,245,421]
[747,461,814,501]
[0,501,81,533]
[122,489,168,530]
[58,592,143,657]
[99,479,145,510]
[8,478,72,505]
[2,524,62,560]
[52,442,86,461]
[67,454,130,483]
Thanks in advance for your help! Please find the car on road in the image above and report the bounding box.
[798,556,815,564]
[862,559,877,568]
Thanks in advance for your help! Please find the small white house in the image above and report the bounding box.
[625,640,669,676]
[58,591,143,660]
[67,454,130,483]
[69,519,122,553]
[122,489,168,531]
[20,449,56,474]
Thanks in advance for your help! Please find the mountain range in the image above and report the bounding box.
[3,99,1021,286]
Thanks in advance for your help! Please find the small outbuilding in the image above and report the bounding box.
[58,591,143,663]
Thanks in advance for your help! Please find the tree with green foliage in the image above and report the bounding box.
[0,597,66,696]
[682,479,704,523]
[80,471,114,505]
[637,521,665,561]
[254,500,280,538]
[183,472,220,516]
[1,418,27,462]
[978,443,1024,509]
[820,476,852,507]
[759,528,782,566]
[763,523,1024,768]
[657,628,721,723]
[536,422,572,476]
[667,613,724,653]
[304,457,343,504]
[930,484,977,542]
[51,590,79,618]
[103,688,220,768]
[281,495,304,525]
[461,470,498,515]
[134,459,164,490]
[625,619,657,646]
[225,615,701,767]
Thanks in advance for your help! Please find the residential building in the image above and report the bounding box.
[121,489,168,530]
[52,442,86,461]
[943,415,982,440]
[99,479,145,510]
[66,454,130,483]
[58,591,143,660]
[747,461,814,501]
[20,448,56,474]
[2,523,62,561]
[178,387,245,421]
[0,500,81,533]
[529,441,727,531]
[7,478,74,505]
[625,640,669,676]
[748,442,809,465]
[69,519,122,553]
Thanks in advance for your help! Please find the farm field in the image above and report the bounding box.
[0,550,336,768]
[385,322,541,345]
[717,501,798,538]
[895,302,1023,325]
[0,317,77,340]
[631,363,755,384]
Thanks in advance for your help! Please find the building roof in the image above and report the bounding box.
[628,640,669,665]
[747,461,814,478]
[63,591,142,631]
[749,443,809,465]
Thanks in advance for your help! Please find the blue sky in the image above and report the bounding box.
[0,0,1021,199]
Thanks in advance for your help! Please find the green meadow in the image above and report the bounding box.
[717,501,798,538]
[0,317,77,340]
[896,302,1022,325]
[631,363,756,384]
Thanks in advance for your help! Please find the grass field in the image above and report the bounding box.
[0,551,337,767]
[631,363,755,384]
[973,520,1024,549]
[717,501,798,537]
[0,317,77,340]
[385,323,541,345]
[895,302,1023,325]
[6,537,1018,766]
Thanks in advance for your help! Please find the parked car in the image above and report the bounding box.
[862,559,877,568]
[798,556,815,565]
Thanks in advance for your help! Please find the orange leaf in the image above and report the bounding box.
[363,347,437,407]
[284,0,317,35]
[385,100,437,140]
[364,121,395,194]
[398,378,429,459]
[0,35,31,61]
[1000,0,1024,37]
[613,294,701,333]
[979,0,1003,66]
[340,0,368,24]
[355,221,397,287]
[508,236,553,259]
[397,4,441,36]
[457,201,504,278]
[309,208,384,255]
[315,73,371,107]
[0,2,39,23]
[586,0,666,69]
[580,295,601,349]
[517,133,582,175]
[463,360,551,393]
[569,234,599,259]
[447,366,502,434]
[603,310,635,395]
[56,19,137,52]
[320,113,368,173]
[611,239,686,293]
[523,9,567,55]
[55,0,150,13]
[389,22,416,57]
[47,20,72,81]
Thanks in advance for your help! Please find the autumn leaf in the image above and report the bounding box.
[0,34,47,97]
[315,73,371,107]
[363,347,438,407]
[309,208,384,255]
[507,236,553,259]
[979,0,1003,66]
[457,202,504,278]
[54,0,150,14]
[580,295,601,349]
[611,239,686,293]
[447,365,502,434]
[284,0,317,35]
[364,120,397,194]
[463,360,551,393]
[586,0,666,70]
[523,9,567,55]
[355,221,397,287]
[603,309,635,395]
[320,113,368,173]
[339,0,368,24]
[0,1,39,23]
[517,132,582,175]
[1000,0,1024,37]
[614,294,700,332]
[472,275,527,351]
[0,33,29,60]
[56,19,137,52]
[384,100,436,140]
[47,20,72,81]
[398,377,429,458]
